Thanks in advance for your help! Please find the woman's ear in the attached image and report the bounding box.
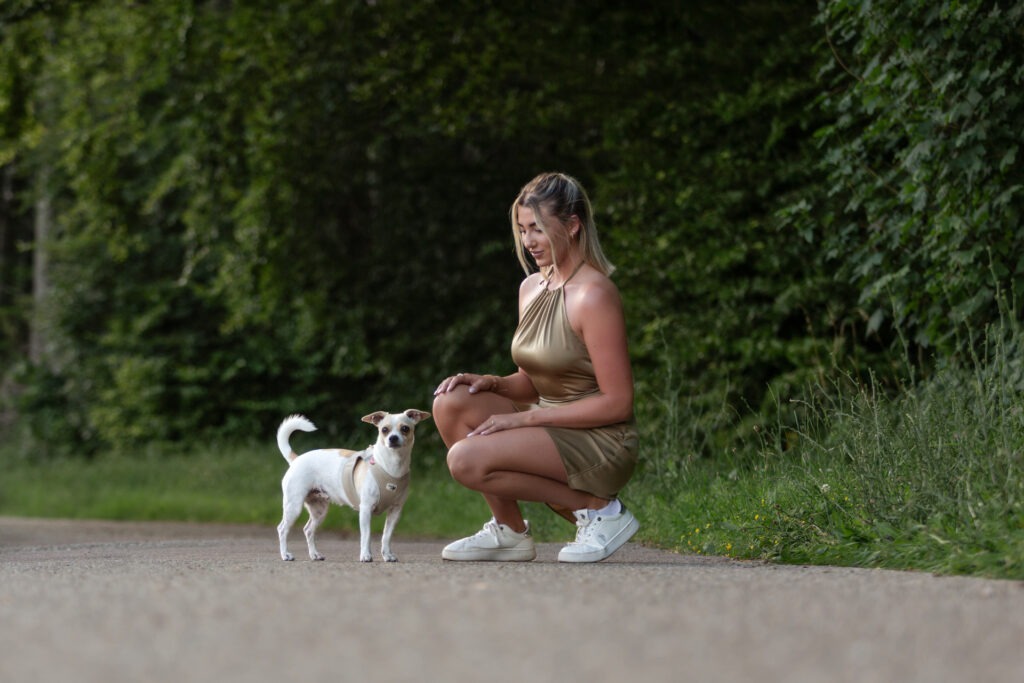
[568,214,581,239]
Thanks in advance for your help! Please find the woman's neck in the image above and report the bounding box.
[542,256,585,289]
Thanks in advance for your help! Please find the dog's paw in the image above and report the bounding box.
[360,554,373,562]
[282,553,295,561]
[310,553,325,561]
[382,552,398,562]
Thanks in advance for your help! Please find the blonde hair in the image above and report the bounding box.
[509,172,615,276]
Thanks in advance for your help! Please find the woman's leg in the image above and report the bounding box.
[447,428,606,527]
[433,384,509,449]
[433,386,606,531]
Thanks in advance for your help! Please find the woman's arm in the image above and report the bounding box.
[477,369,540,402]
[433,368,539,404]
[469,277,634,437]
[434,273,545,401]
[523,278,634,428]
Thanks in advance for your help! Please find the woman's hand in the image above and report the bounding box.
[466,412,526,437]
[433,372,497,396]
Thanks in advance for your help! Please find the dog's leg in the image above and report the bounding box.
[358,503,374,562]
[278,498,304,561]
[303,498,329,561]
[380,505,403,562]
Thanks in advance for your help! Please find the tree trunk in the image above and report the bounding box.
[0,165,10,312]
[29,164,51,366]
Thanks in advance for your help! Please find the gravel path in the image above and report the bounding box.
[1,516,1022,683]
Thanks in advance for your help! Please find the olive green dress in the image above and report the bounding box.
[510,271,639,499]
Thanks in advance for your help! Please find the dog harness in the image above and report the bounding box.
[340,453,410,513]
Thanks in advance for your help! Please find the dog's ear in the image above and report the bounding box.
[403,409,432,424]
[362,411,388,426]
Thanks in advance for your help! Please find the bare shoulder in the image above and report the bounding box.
[518,271,546,309]
[520,271,545,294]
[565,269,624,328]
[569,269,623,311]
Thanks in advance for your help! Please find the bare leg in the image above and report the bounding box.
[546,503,578,524]
[433,384,507,447]
[433,386,606,531]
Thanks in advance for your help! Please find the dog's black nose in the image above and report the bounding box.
[388,434,401,447]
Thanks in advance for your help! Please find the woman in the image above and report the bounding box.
[433,172,640,563]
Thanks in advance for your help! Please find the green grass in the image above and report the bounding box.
[629,323,1024,580]
[3,326,1022,579]
[0,433,580,542]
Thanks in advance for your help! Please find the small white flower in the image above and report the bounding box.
[820,484,831,494]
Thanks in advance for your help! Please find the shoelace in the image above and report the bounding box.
[477,519,501,542]
[573,514,598,544]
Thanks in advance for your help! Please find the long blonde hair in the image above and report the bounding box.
[509,172,615,276]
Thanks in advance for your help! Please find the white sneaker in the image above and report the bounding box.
[442,518,537,561]
[557,506,639,563]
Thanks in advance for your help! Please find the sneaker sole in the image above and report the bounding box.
[441,546,537,562]
[557,514,640,563]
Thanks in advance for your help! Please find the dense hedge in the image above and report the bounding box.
[0,0,1021,452]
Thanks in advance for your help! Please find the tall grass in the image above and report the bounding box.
[631,318,1024,579]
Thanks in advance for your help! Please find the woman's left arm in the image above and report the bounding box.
[467,278,634,438]
[521,279,634,429]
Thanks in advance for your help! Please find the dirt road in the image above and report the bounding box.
[1,517,1021,683]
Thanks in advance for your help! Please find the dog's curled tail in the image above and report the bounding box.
[277,414,317,463]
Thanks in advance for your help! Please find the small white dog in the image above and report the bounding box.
[276,410,431,562]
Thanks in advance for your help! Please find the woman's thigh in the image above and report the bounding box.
[433,385,519,439]
[448,426,569,484]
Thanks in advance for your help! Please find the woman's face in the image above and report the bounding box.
[517,205,569,269]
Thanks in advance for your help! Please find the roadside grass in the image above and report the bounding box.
[631,322,1024,580]
[0,428,577,543]
[2,325,1022,578]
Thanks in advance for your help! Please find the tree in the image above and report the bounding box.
[7,0,1016,457]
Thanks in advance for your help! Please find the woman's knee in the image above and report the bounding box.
[432,385,472,428]
[446,440,482,485]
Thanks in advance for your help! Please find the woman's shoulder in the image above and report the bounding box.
[518,272,546,308]
[575,265,620,293]
[568,267,623,309]
[519,271,545,293]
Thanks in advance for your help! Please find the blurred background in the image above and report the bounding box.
[1,0,1021,460]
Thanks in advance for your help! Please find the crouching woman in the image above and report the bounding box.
[433,172,639,563]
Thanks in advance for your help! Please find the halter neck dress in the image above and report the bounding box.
[510,265,638,499]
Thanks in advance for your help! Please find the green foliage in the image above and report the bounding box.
[0,0,1021,471]
[3,2,511,445]
[810,0,1024,350]
[599,2,887,455]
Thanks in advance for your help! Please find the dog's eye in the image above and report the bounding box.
[381,427,390,435]
[401,426,410,434]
